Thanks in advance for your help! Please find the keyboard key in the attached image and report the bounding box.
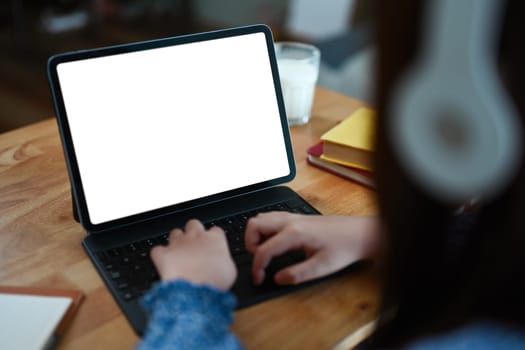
[110,271,121,279]
[158,233,169,245]
[117,282,129,290]
[229,234,243,245]
[299,205,317,214]
[274,203,287,211]
[109,248,121,257]
[204,221,216,229]
[127,243,138,252]
[231,246,245,256]
[122,291,134,301]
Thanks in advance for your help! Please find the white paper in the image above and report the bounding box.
[0,294,72,350]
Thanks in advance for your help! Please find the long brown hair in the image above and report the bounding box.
[372,0,525,346]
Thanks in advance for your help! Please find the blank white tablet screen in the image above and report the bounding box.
[57,32,290,224]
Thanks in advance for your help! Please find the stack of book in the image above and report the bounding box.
[307,107,376,189]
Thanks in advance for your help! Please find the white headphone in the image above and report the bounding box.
[389,0,522,203]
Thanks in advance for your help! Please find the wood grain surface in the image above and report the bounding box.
[0,87,380,349]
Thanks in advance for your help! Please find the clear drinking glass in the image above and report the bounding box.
[275,42,321,127]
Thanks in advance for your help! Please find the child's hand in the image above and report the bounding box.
[245,213,380,285]
[150,219,237,291]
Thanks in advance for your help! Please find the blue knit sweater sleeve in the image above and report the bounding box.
[136,280,244,350]
[407,322,525,350]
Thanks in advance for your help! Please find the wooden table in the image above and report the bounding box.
[0,87,380,349]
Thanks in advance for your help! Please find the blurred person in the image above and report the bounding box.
[137,0,525,349]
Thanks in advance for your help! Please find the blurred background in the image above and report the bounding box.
[0,0,375,133]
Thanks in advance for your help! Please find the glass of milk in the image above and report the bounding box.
[275,42,320,127]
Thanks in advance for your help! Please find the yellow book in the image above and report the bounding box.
[320,107,376,171]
